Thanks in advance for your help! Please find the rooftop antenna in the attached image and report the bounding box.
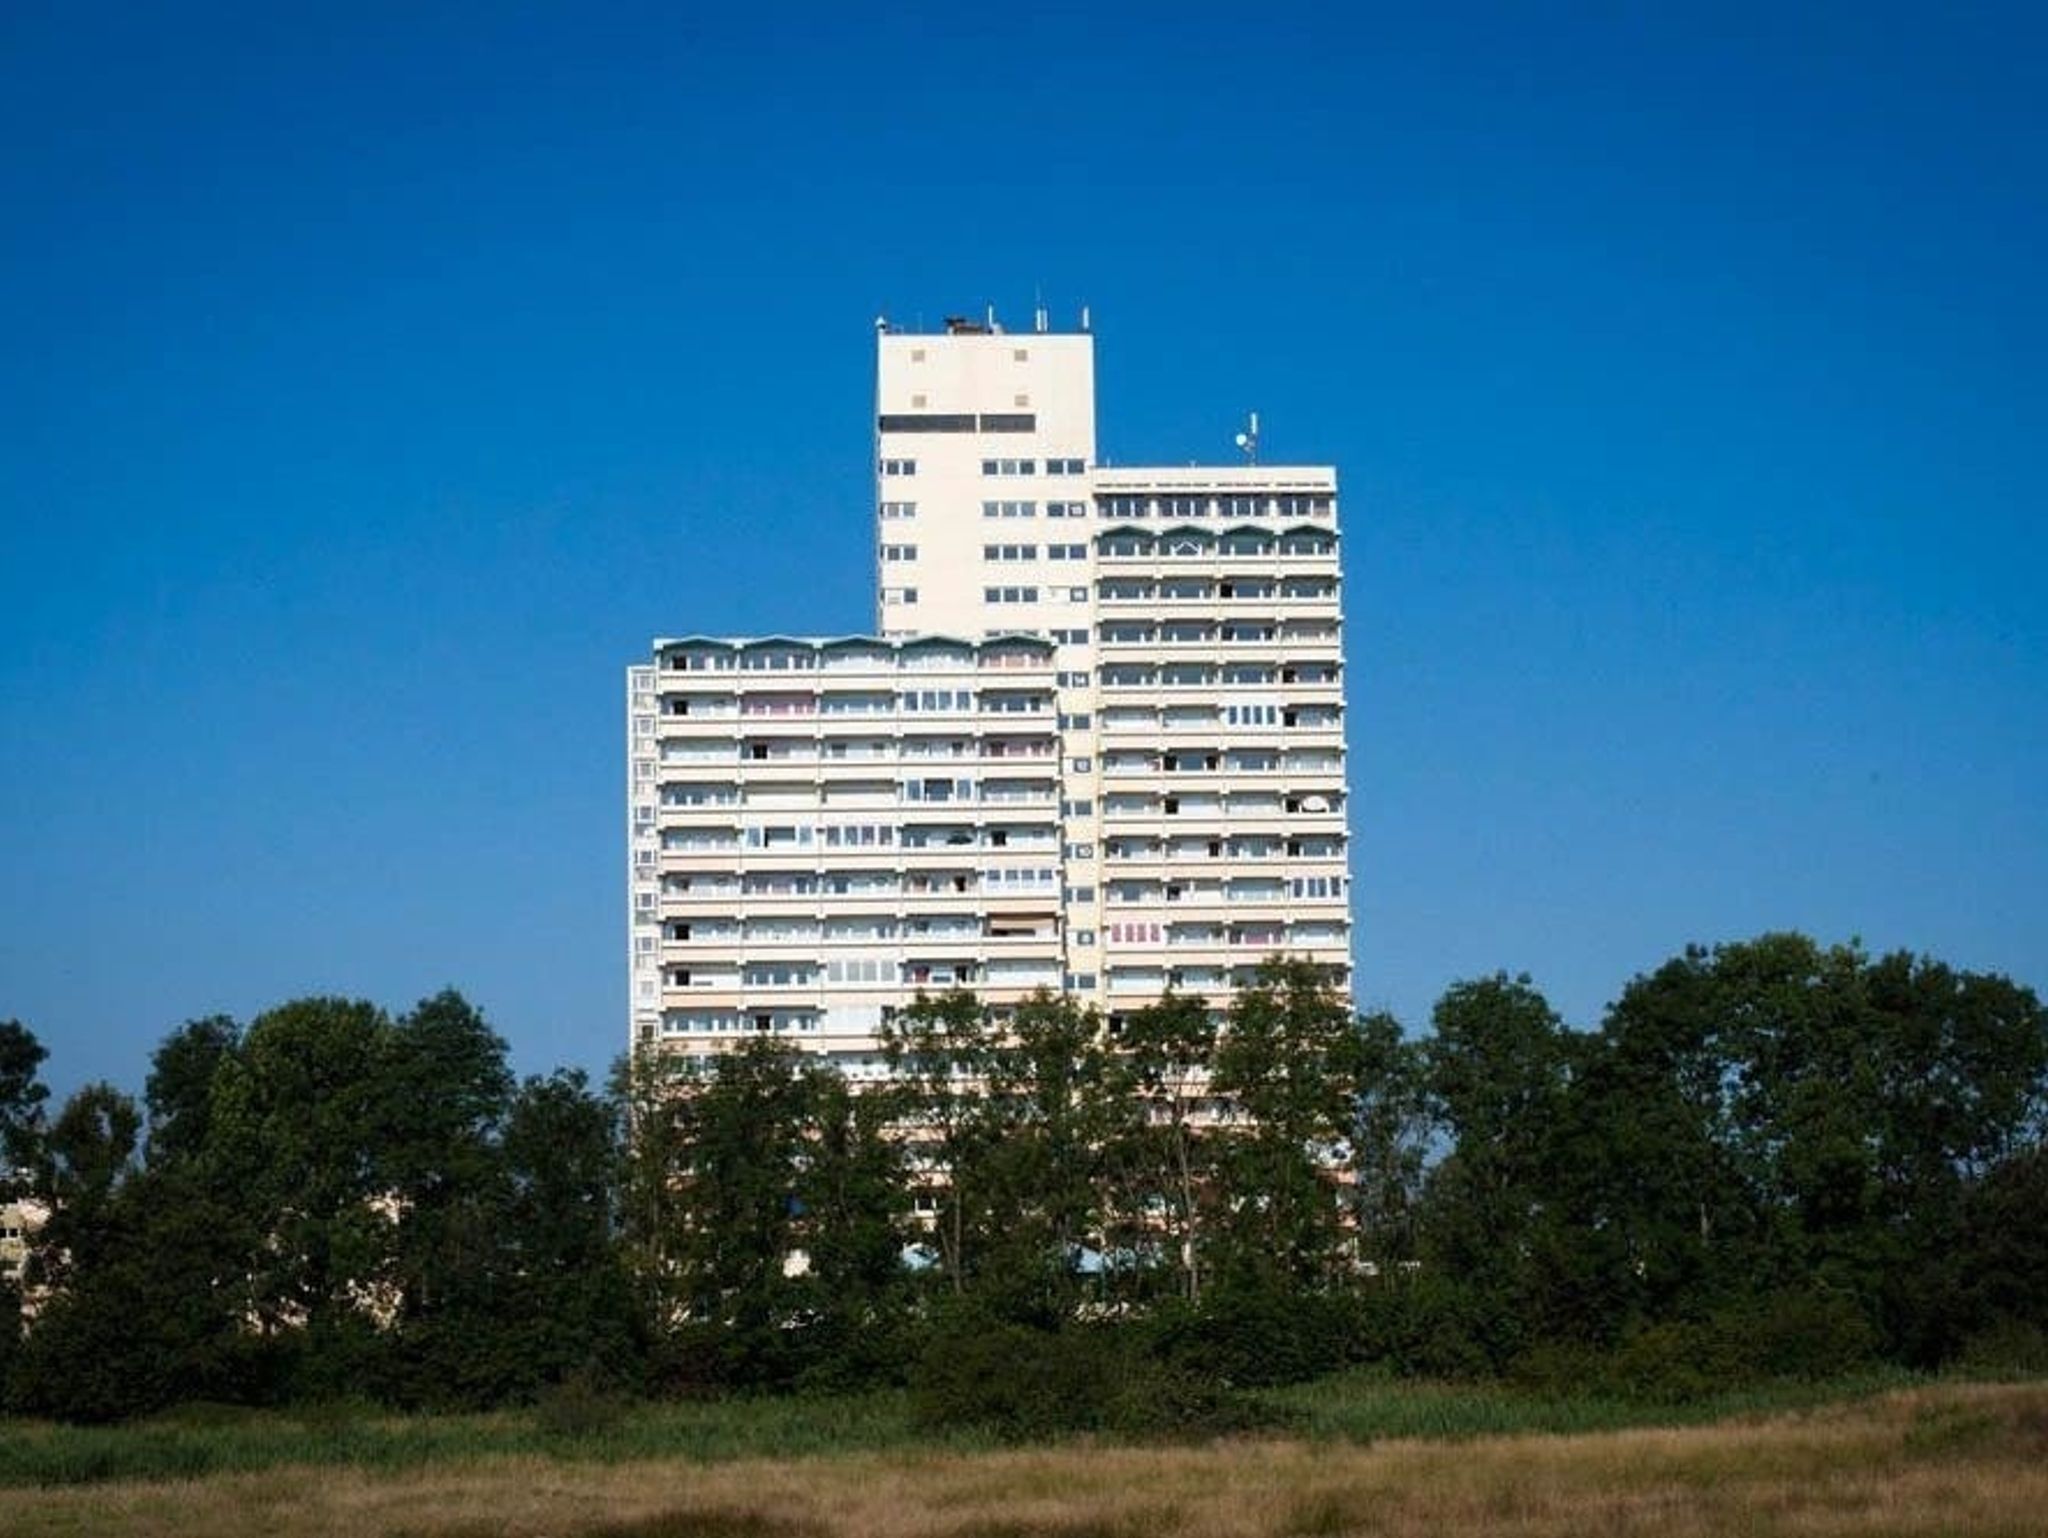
[1235,411,1260,464]
[1080,303,1091,332]
[1034,284,1048,334]
[987,301,1000,333]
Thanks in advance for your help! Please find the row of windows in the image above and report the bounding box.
[981,457,1086,476]
[983,542,1090,563]
[747,825,1047,851]
[980,500,1089,519]
[1098,579,1338,600]
[662,645,1051,673]
[1099,534,1337,557]
[670,917,1039,942]
[1103,876,1347,903]
[1099,664,1339,686]
[672,869,1060,896]
[657,1018,819,1040]
[1097,622,1338,644]
[878,412,1036,434]
[678,686,1047,713]
[1097,493,1332,519]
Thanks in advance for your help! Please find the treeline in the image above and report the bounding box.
[0,933,2043,1426]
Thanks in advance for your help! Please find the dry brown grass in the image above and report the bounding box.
[3,1382,2044,1538]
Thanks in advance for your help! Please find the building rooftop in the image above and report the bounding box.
[650,631,1056,654]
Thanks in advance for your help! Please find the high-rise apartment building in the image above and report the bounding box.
[628,313,1351,1065]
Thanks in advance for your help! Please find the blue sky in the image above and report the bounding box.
[3,3,2043,1100]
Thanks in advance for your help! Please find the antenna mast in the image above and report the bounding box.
[1235,411,1260,465]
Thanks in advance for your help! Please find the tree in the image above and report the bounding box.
[1209,958,1369,1293]
[1416,972,1581,1364]
[0,1021,49,1402]
[1564,935,2047,1366]
[12,1083,193,1421]
[669,1038,817,1384]
[882,990,1003,1297]
[1862,950,2048,1359]
[794,1066,910,1382]
[375,990,518,1403]
[613,1049,693,1342]
[1110,991,1217,1303]
[0,1019,49,1187]
[1348,1008,1428,1271]
[29,1082,141,1289]
[143,1015,241,1170]
[207,996,394,1388]
[497,1068,642,1394]
[977,990,1113,1322]
[1581,948,1772,1333]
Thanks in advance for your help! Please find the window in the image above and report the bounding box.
[1062,797,1095,816]
[879,501,916,519]
[984,586,1040,604]
[1046,543,1087,560]
[1289,875,1346,899]
[1053,628,1089,644]
[1058,712,1093,729]
[878,412,975,432]
[1070,755,1093,772]
[981,500,1037,518]
[881,586,919,605]
[881,543,916,562]
[879,458,917,476]
[981,458,1036,476]
[1045,458,1085,475]
[1056,670,1091,687]
[1074,929,1096,945]
[899,688,972,712]
[982,543,1038,562]
[1044,501,1088,519]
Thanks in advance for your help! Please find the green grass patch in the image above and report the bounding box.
[1255,1362,1931,1443]
[1,1366,2031,1492]
[0,1389,980,1489]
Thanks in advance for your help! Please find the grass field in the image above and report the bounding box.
[1,1378,2043,1537]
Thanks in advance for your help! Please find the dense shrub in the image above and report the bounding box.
[1146,1285,1358,1388]
[908,1312,1275,1441]
[534,1369,630,1440]
[1510,1288,1881,1404]
[1958,1319,2048,1376]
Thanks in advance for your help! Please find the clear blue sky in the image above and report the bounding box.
[4,3,2044,1101]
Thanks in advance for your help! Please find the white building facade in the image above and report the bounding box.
[629,315,1352,1064]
